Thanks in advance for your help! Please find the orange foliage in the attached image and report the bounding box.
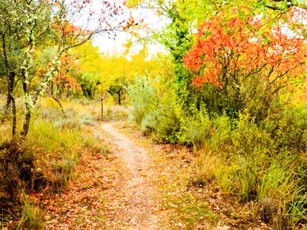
[53,21,82,36]
[183,8,307,89]
[35,54,81,91]
[55,55,81,90]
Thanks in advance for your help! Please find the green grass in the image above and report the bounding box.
[18,201,45,229]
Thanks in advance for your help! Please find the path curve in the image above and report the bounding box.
[102,123,159,230]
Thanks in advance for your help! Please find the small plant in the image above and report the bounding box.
[257,158,303,227]
[18,201,45,229]
[288,196,307,227]
[51,153,78,187]
[194,151,224,184]
[100,145,110,156]
[104,105,129,121]
[182,109,212,151]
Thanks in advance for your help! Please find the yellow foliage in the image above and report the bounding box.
[126,0,141,8]
[72,41,173,94]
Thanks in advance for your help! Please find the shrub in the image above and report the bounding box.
[141,103,180,143]
[182,110,232,151]
[194,151,225,184]
[128,77,181,143]
[127,77,158,124]
[263,105,307,153]
[104,105,129,121]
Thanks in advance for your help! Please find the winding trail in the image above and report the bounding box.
[102,123,159,230]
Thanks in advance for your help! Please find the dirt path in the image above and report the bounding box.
[101,123,159,230]
[40,120,273,230]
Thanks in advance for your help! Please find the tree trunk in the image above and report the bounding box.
[2,33,17,137]
[50,94,65,114]
[8,73,17,137]
[50,81,54,96]
[20,103,31,138]
[116,88,122,105]
[100,97,104,121]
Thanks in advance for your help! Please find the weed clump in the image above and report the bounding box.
[18,201,45,229]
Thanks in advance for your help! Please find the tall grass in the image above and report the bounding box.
[191,111,307,229]
[18,201,45,230]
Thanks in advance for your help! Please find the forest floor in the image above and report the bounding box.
[37,120,270,230]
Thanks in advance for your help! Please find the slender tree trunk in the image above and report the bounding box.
[50,81,54,96]
[20,107,31,138]
[8,72,17,137]
[50,94,64,114]
[117,89,122,105]
[2,33,17,137]
[100,97,104,121]
[20,77,31,138]
[2,33,10,110]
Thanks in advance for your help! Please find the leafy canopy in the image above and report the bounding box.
[184,6,307,87]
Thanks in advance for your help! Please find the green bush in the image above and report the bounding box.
[128,77,181,143]
[51,152,78,187]
[263,105,307,153]
[141,103,180,143]
[182,110,232,151]
[127,77,158,124]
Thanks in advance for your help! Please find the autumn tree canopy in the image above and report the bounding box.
[183,6,307,120]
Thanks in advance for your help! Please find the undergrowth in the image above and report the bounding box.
[127,77,307,229]
[0,97,108,229]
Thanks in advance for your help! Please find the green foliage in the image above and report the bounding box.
[228,155,259,202]
[127,77,158,124]
[194,152,225,184]
[231,114,274,156]
[288,195,307,226]
[264,105,307,153]
[82,135,110,156]
[103,105,129,122]
[23,99,103,190]
[128,76,181,143]
[181,107,212,150]
[128,72,306,228]
[257,157,304,227]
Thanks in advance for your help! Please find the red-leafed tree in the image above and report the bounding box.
[183,7,307,120]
